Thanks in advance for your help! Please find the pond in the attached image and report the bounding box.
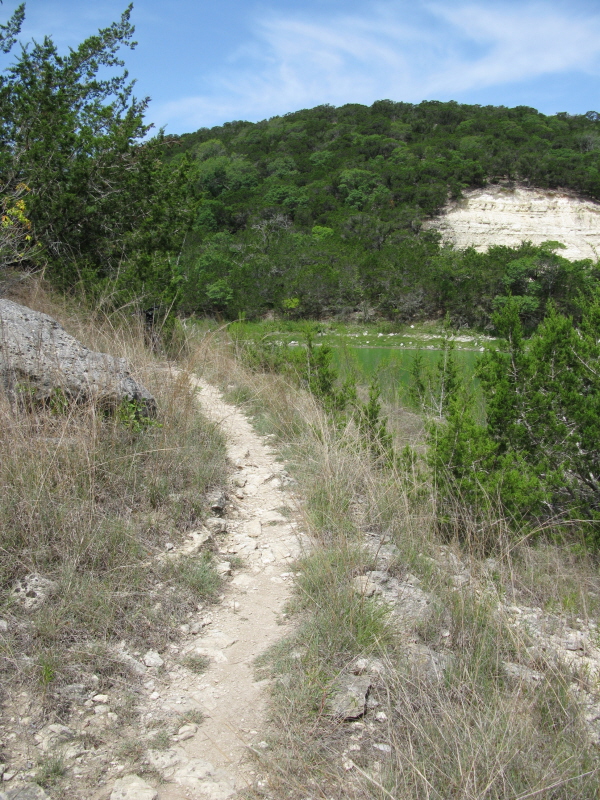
[332,345,482,405]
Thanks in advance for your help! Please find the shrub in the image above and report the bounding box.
[429,294,600,545]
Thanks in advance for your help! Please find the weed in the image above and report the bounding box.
[166,553,222,601]
[117,739,145,763]
[180,708,205,725]
[148,729,171,750]
[35,756,66,787]
[138,765,165,785]
[116,397,161,432]
[181,655,210,674]
[37,653,57,688]
[48,387,69,415]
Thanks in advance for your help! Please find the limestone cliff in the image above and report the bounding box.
[427,185,600,261]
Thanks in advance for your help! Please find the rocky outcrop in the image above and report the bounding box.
[0,299,156,414]
[426,185,600,261]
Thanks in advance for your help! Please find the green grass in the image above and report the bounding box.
[34,756,67,787]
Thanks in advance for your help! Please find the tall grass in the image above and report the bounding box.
[0,283,227,700]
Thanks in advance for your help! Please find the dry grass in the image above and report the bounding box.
[187,324,600,800]
[0,282,227,711]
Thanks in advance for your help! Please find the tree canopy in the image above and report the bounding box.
[0,3,191,308]
[168,100,600,326]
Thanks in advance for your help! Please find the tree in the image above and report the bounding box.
[0,2,23,54]
[429,296,600,546]
[0,3,192,302]
[0,181,38,274]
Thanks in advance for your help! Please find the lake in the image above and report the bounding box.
[332,345,481,405]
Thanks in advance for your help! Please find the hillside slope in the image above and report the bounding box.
[169,101,600,327]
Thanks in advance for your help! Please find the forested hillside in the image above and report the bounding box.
[2,0,599,333]
[169,101,600,328]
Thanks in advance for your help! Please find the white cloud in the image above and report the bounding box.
[431,3,600,91]
[152,0,600,131]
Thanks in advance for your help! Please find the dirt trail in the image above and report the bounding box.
[149,375,305,800]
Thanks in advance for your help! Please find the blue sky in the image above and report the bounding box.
[6,0,600,134]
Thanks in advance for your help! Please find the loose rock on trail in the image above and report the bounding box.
[128,375,306,800]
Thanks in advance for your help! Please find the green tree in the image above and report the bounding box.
[430,296,600,545]
[355,379,394,466]
[0,3,191,301]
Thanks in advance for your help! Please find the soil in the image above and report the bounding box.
[147,375,305,800]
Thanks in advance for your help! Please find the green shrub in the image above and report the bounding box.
[429,294,600,545]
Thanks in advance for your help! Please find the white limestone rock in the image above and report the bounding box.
[426,184,600,262]
[110,774,157,800]
[0,299,156,414]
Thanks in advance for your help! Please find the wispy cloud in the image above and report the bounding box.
[152,0,600,131]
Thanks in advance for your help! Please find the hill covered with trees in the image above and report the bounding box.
[1,0,599,333]
[169,101,600,328]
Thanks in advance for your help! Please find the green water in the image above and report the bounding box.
[332,345,481,405]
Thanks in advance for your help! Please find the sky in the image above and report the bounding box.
[5,0,600,134]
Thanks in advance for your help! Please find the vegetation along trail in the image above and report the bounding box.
[149,373,306,800]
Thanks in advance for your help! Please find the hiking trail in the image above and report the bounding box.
[134,374,305,800]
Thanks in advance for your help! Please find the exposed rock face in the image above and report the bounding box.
[0,299,156,414]
[427,185,600,261]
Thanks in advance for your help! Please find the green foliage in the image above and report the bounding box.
[311,225,334,241]
[304,334,353,412]
[355,379,394,466]
[0,182,42,278]
[35,756,66,788]
[0,3,193,308]
[235,325,356,415]
[116,399,161,433]
[2,9,599,330]
[48,388,69,416]
[408,324,460,416]
[282,296,300,312]
[169,100,600,325]
[37,653,57,687]
[429,294,600,545]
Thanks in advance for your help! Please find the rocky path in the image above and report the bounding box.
[134,375,305,800]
